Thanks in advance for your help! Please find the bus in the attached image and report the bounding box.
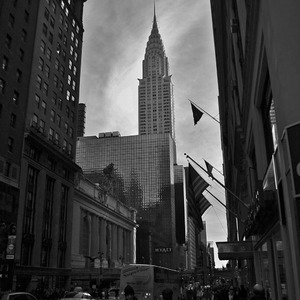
[119,264,180,300]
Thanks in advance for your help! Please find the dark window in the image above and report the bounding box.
[12,91,19,104]
[19,48,24,61]
[10,113,16,127]
[5,35,12,49]
[7,137,14,152]
[9,14,15,28]
[16,69,22,82]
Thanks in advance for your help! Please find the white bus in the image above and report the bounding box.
[119,264,180,300]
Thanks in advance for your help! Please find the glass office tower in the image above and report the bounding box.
[76,133,178,267]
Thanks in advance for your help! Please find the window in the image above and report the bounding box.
[64,21,68,32]
[49,128,54,140]
[72,80,76,91]
[58,28,62,39]
[12,91,19,104]
[19,48,24,61]
[43,82,48,95]
[4,162,11,177]
[36,75,42,89]
[24,10,29,23]
[70,45,73,56]
[2,56,8,70]
[10,113,16,128]
[52,92,57,104]
[69,127,73,138]
[5,35,12,49]
[50,110,55,122]
[38,57,44,71]
[58,98,62,110]
[60,65,65,77]
[40,40,46,53]
[32,114,38,126]
[66,90,70,101]
[49,32,53,44]
[41,101,47,114]
[0,78,5,94]
[54,75,58,87]
[59,81,64,93]
[50,16,55,28]
[66,106,70,117]
[44,8,49,20]
[51,1,56,13]
[46,48,52,61]
[45,65,50,78]
[16,69,22,82]
[21,29,27,42]
[73,66,77,76]
[64,122,69,134]
[57,114,61,127]
[9,14,15,28]
[39,119,45,133]
[35,94,40,107]
[8,137,14,152]
[67,75,71,85]
[42,23,48,36]
[55,58,59,70]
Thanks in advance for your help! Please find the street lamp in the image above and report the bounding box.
[98,252,104,287]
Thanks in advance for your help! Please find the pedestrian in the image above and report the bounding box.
[124,285,138,300]
[162,288,173,300]
[228,286,238,300]
[250,284,266,300]
[237,285,247,300]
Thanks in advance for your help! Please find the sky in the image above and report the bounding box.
[80,0,228,268]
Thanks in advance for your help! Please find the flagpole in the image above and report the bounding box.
[185,154,249,210]
[203,159,223,176]
[188,99,220,124]
[205,189,246,225]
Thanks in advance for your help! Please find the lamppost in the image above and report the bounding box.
[84,255,99,288]
[98,252,104,288]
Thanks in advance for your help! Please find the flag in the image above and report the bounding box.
[188,164,209,201]
[187,164,209,230]
[204,160,214,178]
[191,102,203,125]
[197,195,211,216]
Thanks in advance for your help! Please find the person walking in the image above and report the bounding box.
[124,285,138,300]
[162,288,173,300]
[250,284,266,300]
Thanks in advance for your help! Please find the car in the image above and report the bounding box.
[0,292,38,300]
[61,292,94,300]
[108,288,119,299]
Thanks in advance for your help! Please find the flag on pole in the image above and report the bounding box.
[204,160,214,178]
[191,102,203,125]
[187,164,210,230]
[197,195,212,216]
[188,164,209,201]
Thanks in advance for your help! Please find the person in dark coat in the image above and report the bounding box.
[124,285,138,300]
[162,288,173,300]
[250,284,266,300]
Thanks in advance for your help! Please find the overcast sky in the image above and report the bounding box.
[80,0,228,268]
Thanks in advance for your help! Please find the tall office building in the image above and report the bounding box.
[76,9,186,269]
[0,0,85,290]
[138,9,175,140]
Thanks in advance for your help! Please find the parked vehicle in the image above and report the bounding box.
[0,292,38,300]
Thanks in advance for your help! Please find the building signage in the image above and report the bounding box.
[216,241,253,260]
[154,247,172,253]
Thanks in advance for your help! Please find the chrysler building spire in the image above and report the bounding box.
[138,5,175,139]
